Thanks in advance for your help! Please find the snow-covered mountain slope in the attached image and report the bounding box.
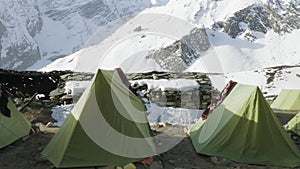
[222,65,300,96]
[39,12,196,73]
[0,0,42,70]
[0,0,167,70]
[40,0,300,74]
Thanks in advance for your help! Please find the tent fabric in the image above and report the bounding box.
[202,80,237,120]
[42,69,155,168]
[271,89,300,111]
[0,99,31,149]
[287,112,300,136]
[189,84,300,167]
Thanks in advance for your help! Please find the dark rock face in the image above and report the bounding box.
[213,1,300,40]
[0,69,69,98]
[214,5,270,38]
[1,43,41,70]
[148,28,211,71]
[0,85,10,117]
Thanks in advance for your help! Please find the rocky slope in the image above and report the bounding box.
[145,0,300,73]
[0,0,42,70]
[213,0,300,41]
[0,0,164,70]
[148,28,211,72]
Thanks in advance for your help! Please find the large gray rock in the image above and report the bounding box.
[148,28,211,72]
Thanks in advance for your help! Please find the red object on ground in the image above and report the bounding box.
[139,156,154,165]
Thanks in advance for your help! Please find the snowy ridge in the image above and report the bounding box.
[0,0,167,70]
[38,0,300,74]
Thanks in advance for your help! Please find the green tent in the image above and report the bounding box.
[189,84,300,167]
[271,89,300,111]
[287,112,300,136]
[42,69,155,168]
[0,99,31,149]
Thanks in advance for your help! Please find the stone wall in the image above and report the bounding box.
[128,72,212,110]
[2,70,212,110]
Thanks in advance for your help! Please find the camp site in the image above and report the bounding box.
[1,0,300,168]
[0,66,300,169]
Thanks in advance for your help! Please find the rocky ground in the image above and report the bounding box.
[0,127,295,169]
[0,106,297,169]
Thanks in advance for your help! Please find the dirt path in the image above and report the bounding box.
[0,126,292,169]
[0,131,54,169]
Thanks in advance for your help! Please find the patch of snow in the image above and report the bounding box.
[65,80,92,97]
[225,67,300,96]
[132,79,200,92]
[51,104,75,126]
[36,50,81,71]
[147,103,203,125]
